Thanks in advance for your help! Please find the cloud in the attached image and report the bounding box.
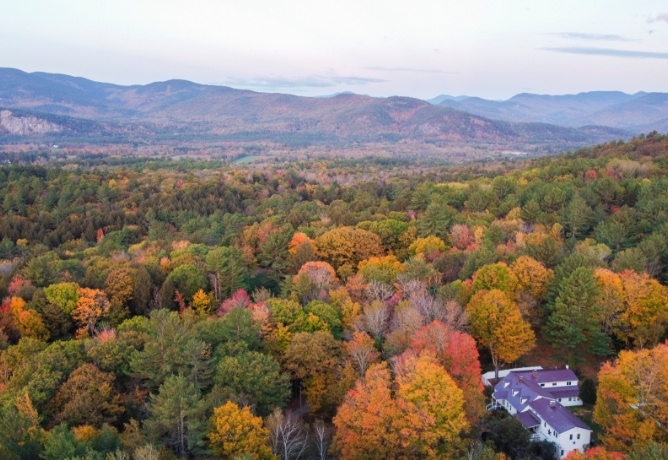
[542,46,668,59]
[222,74,386,89]
[365,66,445,74]
[550,32,637,42]
[648,13,668,23]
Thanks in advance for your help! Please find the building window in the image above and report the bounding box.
[567,382,572,385]
[577,434,580,440]
[540,383,545,387]
[552,383,557,386]
[561,451,564,456]
[570,434,573,440]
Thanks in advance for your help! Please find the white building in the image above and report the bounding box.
[489,368,591,458]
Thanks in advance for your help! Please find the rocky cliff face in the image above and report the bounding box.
[0,110,63,135]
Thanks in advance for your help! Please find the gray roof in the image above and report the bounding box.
[529,399,591,433]
[550,388,580,399]
[492,372,554,412]
[512,368,578,384]
[517,410,541,428]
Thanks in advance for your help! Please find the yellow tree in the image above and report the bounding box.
[8,296,26,319]
[408,236,447,259]
[466,289,535,380]
[593,342,668,452]
[395,352,469,457]
[357,255,406,285]
[191,289,214,316]
[616,271,668,349]
[72,288,111,337]
[510,256,553,322]
[410,321,485,423]
[208,401,275,459]
[593,268,625,335]
[315,226,384,276]
[471,263,518,296]
[17,310,49,341]
[104,267,134,311]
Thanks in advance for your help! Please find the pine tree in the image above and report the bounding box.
[562,193,594,240]
[545,267,610,366]
[144,374,208,458]
[206,246,249,300]
[129,309,212,390]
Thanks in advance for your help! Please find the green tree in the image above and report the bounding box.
[283,331,345,416]
[129,309,212,390]
[194,308,262,357]
[145,374,208,458]
[418,203,456,239]
[40,423,86,460]
[0,392,43,460]
[258,227,293,281]
[162,264,208,308]
[43,282,80,314]
[545,267,610,366]
[561,193,594,240]
[206,246,249,301]
[214,350,291,416]
[0,339,85,411]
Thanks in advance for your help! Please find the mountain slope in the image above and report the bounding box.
[436,91,665,130]
[0,68,629,148]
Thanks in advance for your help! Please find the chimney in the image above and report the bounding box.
[549,400,556,409]
[532,370,537,379]
[566,364,569,369]
[519,375,524,384]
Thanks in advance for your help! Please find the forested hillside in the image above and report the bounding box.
[0,68,628,154]
[2,132,668,459]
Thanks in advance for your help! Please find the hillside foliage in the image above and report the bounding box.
[1,133,668,458]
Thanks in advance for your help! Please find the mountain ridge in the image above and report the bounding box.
[0,68,638,151]
[433,90,666,129]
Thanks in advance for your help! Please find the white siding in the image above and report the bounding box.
[527,409,590,459]
[556,428,590,458]
[539,380,575,387]
[559,397,582,407]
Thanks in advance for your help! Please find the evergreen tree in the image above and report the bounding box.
[213,350,291,416]
[206,246,249,300]
[545,267,610,366]
[129,309,212,390]
[144,374,208,458]
[561,193,594,240]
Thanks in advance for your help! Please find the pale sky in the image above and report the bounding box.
[2,1,668,99]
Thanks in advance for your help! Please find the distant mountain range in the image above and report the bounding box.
[431,91,668,132]
[0,68,658,152]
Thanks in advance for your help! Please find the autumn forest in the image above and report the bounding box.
[2,133,668,459]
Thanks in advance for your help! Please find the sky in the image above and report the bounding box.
[1,1,668,100]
